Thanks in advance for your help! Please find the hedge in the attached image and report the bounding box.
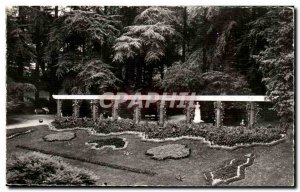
[52,117,285,147]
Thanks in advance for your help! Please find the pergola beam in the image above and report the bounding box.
[52,95,270,102]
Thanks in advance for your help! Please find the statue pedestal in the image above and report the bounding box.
[193,102,204,123]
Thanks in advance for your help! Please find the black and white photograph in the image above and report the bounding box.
[5,3,295,187]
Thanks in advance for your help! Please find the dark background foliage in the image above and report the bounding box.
[6,6,294,126]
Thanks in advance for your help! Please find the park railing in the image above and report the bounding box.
[52,94,271,128]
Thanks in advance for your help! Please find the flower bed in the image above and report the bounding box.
[203,153,255,186]
[43,132,76,142]
[87,138,126,150]
[146,144,191,160]
[51,118,285,147]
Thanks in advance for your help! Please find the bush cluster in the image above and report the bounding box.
[52,118,284,147]
[7,152,98,186]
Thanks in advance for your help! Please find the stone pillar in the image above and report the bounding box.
[133,102,141,124]
[185,101,194,124]
[90,100,98,121]
[214,101,223,128]
[248,102,255,128]
[72,99,80,118]
[112,101,119,121]
[186,106,191,123]
[57,99,62,118]
[158,101,166,126]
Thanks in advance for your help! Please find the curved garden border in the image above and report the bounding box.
[203,153,255,186]
[7,129,34,140]
[48,123,286,150]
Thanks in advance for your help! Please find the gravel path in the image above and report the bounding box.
[6,115,55,129]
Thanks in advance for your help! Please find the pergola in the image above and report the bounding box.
[52,95,271,128]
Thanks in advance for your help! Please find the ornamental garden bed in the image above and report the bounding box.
[43,132,76,142]
[87,138,126,150]
[146,144,191,160]
[203,153,255,186]
[51,118,285,147]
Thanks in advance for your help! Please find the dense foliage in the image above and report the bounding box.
[6,77,36,113]
[48,9,121,94]
[6,6,294,128]
[249,8,294,127]
[7,152,97,185]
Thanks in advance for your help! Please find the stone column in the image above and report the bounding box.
[90,100,98,121]
[133,102,141,124]
[158,101,166,126]
[185,101,194,124]
[112,101,119,121]
[72,99,80,118]
[247,102,255,128]
[214,101,223,128]
[57,99,62,118]
[186,106,191,123]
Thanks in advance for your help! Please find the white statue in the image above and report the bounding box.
[240,119,245,126]
[193,102,204,123]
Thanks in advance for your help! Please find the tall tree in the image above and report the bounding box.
[47,8,121,94]
[113,7,179,88]
[7,6,35,83]
[27,6,52,104]
[249,8,294,129]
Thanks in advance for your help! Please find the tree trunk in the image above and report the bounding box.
[34,6,44,106]
[35,40,41,105]
[160,62,164,80]
[49,6,59,106]
[55,6,58,17]
[135,57,143,88]
[181,6,187,62]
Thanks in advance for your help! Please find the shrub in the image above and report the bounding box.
[7,152,98,186]
[52,117,95,129]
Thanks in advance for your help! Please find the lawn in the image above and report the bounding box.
[7,125,294,186]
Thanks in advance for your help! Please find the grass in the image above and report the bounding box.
[6,125,294,186]
[16,145,156,176]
